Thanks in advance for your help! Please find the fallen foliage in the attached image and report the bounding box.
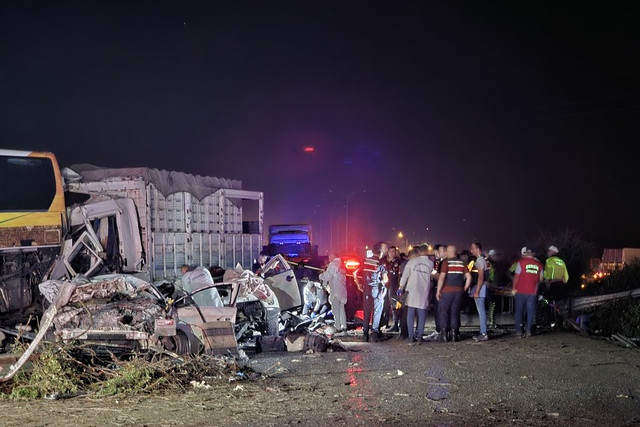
[1,344,263,399]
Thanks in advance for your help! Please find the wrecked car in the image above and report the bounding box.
[34,255,301,358]
[0,254,303,380]
[210,254,302,352]
[36,274,238,360]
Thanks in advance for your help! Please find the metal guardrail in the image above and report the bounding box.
[565,287,640,312]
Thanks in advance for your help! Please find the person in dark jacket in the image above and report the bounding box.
[436,245,472,342]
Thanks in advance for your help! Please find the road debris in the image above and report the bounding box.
[191,380,212,390]
[611,334,638,348]
[1,343,261,399]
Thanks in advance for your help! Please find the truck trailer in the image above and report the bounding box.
[63,164,264,281]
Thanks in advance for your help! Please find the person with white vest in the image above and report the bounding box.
[319,254,348,334]
[397,244,434,344]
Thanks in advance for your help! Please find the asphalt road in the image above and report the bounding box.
[247,328,640,426]
[0,328,638,426]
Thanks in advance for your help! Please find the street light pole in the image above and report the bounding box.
[330,212,333,253]
[345,197,349,253]
[345,193,357,253]
[345,190,365,253]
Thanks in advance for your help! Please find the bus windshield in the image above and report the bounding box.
[0,155,57,211]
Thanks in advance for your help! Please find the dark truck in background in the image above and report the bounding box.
[264,224,318,262]
[264,224,327,299]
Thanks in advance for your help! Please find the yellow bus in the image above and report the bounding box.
[0,149,65,314]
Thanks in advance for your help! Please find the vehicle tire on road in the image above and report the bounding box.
[266,315,280,336]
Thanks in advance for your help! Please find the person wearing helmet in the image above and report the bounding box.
[542,245,569,328]
[543,245,569,301]
[511,247,544,338]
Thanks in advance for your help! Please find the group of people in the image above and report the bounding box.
[351,241,489,343]
[315,241,569,344]
[510,245,570,337]
[300,255,350,328]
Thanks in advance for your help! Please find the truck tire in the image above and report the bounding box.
[266,315,280,336]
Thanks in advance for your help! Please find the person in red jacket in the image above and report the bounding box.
[511,247,544,338]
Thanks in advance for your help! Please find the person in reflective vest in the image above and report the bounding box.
[543,245,569,301]
[511,247,544,338]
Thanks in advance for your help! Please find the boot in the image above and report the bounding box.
[388,320,400,333]
[437,330,449,342]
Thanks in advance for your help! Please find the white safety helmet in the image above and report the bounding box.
[548,245,559,254]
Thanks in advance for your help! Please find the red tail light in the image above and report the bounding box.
[344,259,360,271]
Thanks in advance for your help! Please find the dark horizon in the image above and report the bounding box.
[2,1,639,257]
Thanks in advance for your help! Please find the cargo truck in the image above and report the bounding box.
[265,223,318,261]
[600,248,640,272]
[1,150,266,327]
[62,164,264,281]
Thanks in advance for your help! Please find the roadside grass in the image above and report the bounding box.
[1,344,262,400]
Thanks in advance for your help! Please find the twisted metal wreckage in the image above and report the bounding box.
[0,156,347,381]
[0,253,334,381]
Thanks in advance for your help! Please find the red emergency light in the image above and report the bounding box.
[343,259,360,271]
[303,146,315,153]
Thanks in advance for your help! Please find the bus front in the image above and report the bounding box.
[0,149,65,315]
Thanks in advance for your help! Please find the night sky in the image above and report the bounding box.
[2,1,639,257]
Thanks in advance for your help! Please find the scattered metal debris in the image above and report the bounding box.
[611,334,638,348]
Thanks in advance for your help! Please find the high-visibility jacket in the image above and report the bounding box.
[543,256,569,283]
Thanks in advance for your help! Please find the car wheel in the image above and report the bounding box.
[163,330,191,355]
